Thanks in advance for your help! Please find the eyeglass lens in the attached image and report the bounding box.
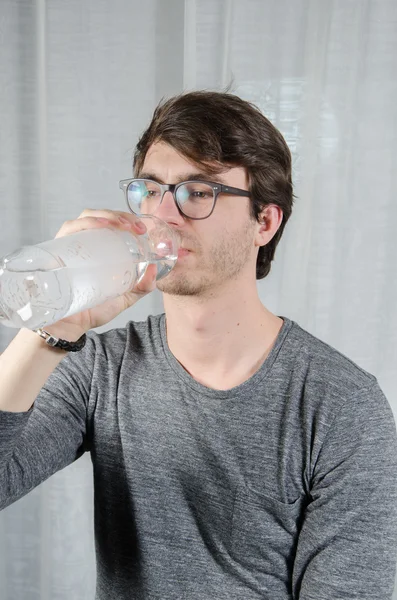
[127,180,215,218]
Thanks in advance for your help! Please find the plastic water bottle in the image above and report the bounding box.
[0,215,179,330]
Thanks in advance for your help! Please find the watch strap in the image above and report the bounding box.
[34,328,87,352]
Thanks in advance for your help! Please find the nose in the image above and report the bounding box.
[153,189,184,226]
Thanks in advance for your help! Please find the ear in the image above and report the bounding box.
[254,205,284,248]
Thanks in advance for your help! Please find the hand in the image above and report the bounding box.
[45,209,157,340]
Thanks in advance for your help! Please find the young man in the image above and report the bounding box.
[1,91,397,600]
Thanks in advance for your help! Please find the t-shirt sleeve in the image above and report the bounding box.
[293,380,397,600]
[0,333,96,512]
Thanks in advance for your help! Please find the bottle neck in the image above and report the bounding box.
[119,229,151,261]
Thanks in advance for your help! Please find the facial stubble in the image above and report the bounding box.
[156,217,257,297]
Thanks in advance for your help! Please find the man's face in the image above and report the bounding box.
[139,141,259,297]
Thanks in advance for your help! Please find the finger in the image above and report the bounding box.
[133,263,158,295]
[116,264,158,313]
[55,213,145,239]
[55,215,121,239]
[78,209,146,234]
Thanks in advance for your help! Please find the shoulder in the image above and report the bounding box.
[284,319,381,410]
[283,319,395,449]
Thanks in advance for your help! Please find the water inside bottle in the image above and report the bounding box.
[0,225,178,330]
[0,254,175,330]
[0,267,72,329]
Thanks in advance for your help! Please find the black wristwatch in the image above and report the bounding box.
[34,328,87,352]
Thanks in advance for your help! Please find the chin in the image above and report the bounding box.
[157,273,210,297]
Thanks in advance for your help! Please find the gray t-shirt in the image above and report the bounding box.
[1,314,397,600]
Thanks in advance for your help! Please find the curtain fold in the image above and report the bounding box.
[1,1,396,598]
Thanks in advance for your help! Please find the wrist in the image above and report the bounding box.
[34,327,87,353]
[42,324,87,343]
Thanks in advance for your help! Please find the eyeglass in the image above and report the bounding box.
[119,178,250,220]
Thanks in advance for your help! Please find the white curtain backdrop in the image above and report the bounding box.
[1,0,396,598]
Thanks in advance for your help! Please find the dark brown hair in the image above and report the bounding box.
[133,90,294,279]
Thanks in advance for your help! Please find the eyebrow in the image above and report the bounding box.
[138,171,229,184]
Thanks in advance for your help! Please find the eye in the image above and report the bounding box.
[143,182,161,198]
[178,183,214,203]
[191,190,211,199]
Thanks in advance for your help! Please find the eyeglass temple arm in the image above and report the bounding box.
[221,184,250,197]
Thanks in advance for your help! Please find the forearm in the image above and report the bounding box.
[0,326,83,413]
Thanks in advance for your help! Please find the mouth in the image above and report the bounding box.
[177,248,191,258]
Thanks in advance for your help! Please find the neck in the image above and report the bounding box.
[163,278,283,389]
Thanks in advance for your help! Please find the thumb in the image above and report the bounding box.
[132,263,158,295]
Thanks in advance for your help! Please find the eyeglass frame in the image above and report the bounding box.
[119,177,251,220]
